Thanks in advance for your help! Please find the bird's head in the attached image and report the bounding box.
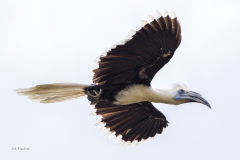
[166,84,211,108]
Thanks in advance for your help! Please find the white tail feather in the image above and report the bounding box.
[14,82,90,103]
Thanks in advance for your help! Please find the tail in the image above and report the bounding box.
[14,81,91,103]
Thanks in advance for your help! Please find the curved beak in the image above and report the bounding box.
[183,91,211,109]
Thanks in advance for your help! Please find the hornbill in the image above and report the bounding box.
[15,9,211,148]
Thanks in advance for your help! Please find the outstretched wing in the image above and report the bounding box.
[90,101,169,148]
[92,9,182,86]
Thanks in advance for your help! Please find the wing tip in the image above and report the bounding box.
[135,25,142,31]
[140,20,148,27]
[162,8,169,17]
[129,30,136,35]
[170,11,177,19]
[155,10,162,19]
[147,14,154,22]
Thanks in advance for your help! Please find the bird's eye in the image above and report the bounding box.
[179,89,184,94]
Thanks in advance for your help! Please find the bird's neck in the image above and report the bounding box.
[149,88,175,104]
[114,85,176,105]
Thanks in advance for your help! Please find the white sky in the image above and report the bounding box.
[1,0,240,159]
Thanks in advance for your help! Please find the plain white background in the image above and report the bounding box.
[1,0,240,159]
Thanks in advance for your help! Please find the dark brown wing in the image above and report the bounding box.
[92,10,182,86]
[92,101,168,148]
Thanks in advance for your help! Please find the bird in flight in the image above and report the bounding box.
[15,8,211,148]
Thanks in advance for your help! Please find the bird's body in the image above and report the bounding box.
[85,83,180,105]
[15,9,211,148]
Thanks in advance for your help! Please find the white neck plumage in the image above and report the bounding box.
[149,88,176,104]
[114,85,177,105]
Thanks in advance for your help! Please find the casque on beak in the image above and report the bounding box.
[183,91,211,109]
